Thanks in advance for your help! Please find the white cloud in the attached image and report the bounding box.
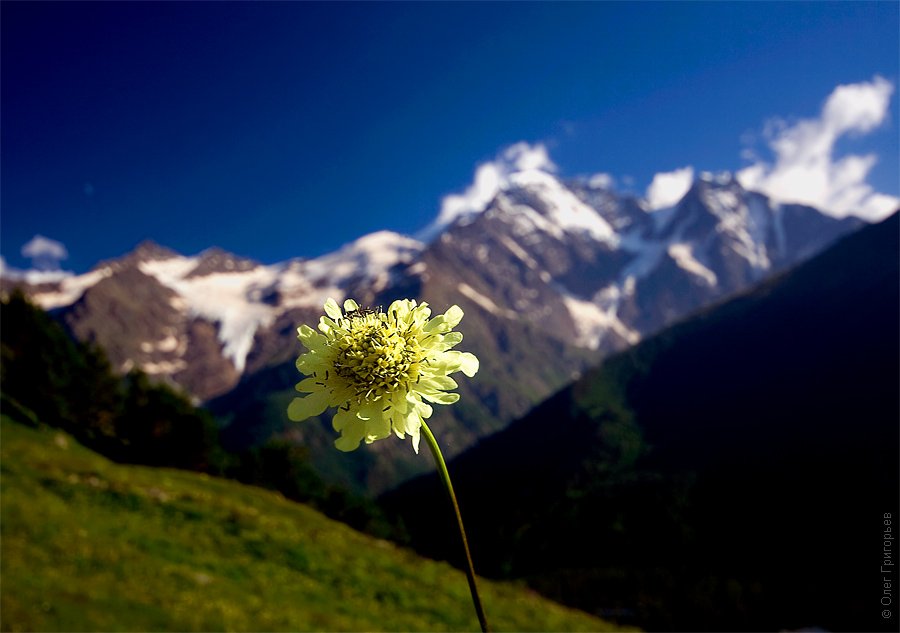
[436,162,503,227]
[737,76,898,221]
[588,172,615,189]
[21,234,69,270]
[419,142,556,240]
[823,78,893,135]
[646,166,694,210]
[504,141,555,173]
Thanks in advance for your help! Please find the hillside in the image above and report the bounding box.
[0,415,627,632]
[382,213,900,631]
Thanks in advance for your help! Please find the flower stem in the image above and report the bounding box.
[420,420,489,633]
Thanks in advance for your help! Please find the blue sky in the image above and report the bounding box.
[2,1,897,273]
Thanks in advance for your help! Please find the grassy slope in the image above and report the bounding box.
[0,417,626,632]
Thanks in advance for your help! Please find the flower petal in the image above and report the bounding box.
[317,317,335,335]
[356,400,384,420]
[441,305,464,329]
[455,351,480,377]
[418,390,460,405]
[390,389,410,414]
[423,305,464,334]
[434,350,480,377]
[332,407,352,432]
[410,425,422,454]
[343,298,360,312]
[365,410,392,443]
[390,410,407,439]
[410,302,431,327]
[295,376,321,393]
[422,375,458,391]
[334,415,366,452]
[287,389,330,421]
[297,324,327,350]
[397,406,423,453]
[408,394,433,419]
[438,331,463,350]
[323,298,343,320]
[295,353,318,375]
[330,384,355,405]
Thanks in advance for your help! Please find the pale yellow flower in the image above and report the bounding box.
[288,298,479,452]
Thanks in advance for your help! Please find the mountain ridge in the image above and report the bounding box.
[2,171,864,385]
[1,169,871,492]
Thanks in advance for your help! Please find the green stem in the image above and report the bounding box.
[420,420,489,633]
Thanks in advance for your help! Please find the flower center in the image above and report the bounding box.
[331,313,419,398]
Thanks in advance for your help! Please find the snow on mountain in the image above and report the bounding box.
[456,282,518,319]
[20,267,114,309]
[1,151,867,405]
[418,143,558,240]
[494,169,619,244]
[666,243,718,287]
[0,229,423,379]
[694,174,772,271]
[646,166,695,210]
[133,231,422,373]
[301,231,424,291]
[420,143,618,247]
[0,255,79,291]
[560,288,640,349]
[139,257,280,373]
[618,230,668,281]
[429,160,865,356]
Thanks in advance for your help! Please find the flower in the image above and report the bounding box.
[288,298,479,453]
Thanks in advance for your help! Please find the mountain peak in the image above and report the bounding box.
[489,172,619,244]
[697,170,737,186]
[348,230,424,253]
[682,171,745,200]
[188,248,259,278]
[302,230,424,289]
[417,143,557,242]
[130,240,180,263]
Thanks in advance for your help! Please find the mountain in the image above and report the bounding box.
[0,416,625,632]
[2,232,423,401]
[1,162,866,492]
[380,213,900,631]
[207,169,862,493]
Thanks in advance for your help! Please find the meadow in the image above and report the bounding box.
[0,416,628,632]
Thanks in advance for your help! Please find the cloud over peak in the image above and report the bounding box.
[418,78,896,243]
[419,142,556,240]
[737,76,897,221]
[21,234,69,270]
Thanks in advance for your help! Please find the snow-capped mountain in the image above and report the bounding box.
[1,158,870,492]
[414,166,862,358]
[2,163,864,413]
[3,232,422,400]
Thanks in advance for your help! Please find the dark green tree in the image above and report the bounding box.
[1,289,123,448]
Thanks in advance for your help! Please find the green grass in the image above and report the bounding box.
[0,416,629,632]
